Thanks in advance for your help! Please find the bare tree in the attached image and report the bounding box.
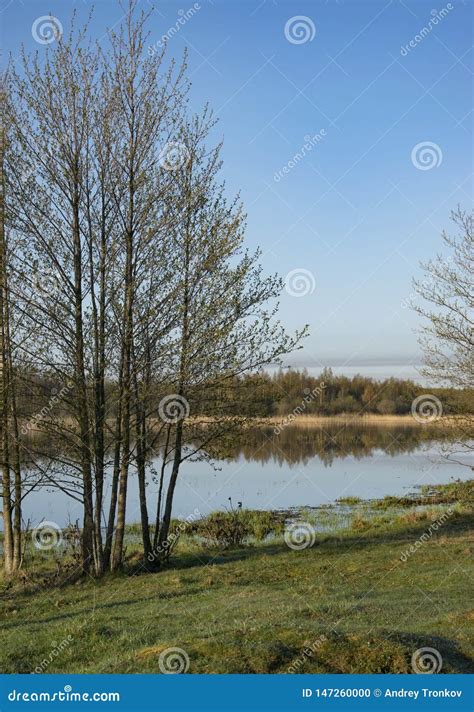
[2,1,306,578]
[152,109,307,558]
[106,1,188,571]
[413,207,474,465]
[0,77,24,576]
[7,21,106,573]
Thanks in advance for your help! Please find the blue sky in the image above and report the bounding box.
[1,0,472,381]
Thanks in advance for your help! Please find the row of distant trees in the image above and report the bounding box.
[0,3,304,577]
[15,368,473,424]
[232,369,473,417]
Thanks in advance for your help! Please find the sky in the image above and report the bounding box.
[1,0,472,382]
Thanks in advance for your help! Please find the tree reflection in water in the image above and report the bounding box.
[209,423,461,467]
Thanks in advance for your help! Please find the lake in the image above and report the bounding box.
[21,423,473,526]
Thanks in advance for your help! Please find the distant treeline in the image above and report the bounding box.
[18,367,473,425]
[226,368,473,417]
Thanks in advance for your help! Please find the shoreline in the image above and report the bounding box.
[257,413,469,427]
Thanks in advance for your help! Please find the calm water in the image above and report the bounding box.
[21,424,473,526]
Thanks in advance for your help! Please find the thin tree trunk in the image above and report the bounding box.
[103,373,122,570]
[0,107,14,576]
[87,192,106,575]
[111,224,133,571]
[72,190,94,574]
[157,421,183,549]
[133,369,152,561]
[158,210,191,551]
[153,423,171,551]
[5,303,22,569]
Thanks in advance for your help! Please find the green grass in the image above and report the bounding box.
[1,483,473,674]
[336,496,362,505]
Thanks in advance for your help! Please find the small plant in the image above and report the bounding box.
[351,516,371,532]
[192,500,248,548]
[336,496,362,506]
[189,502,285,548]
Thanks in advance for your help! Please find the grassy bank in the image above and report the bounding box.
[1,481,473,674]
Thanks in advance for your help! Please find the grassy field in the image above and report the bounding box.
[1,481,473,674]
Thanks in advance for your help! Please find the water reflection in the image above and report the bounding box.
[19,423,472,524]
[216,423,456,467]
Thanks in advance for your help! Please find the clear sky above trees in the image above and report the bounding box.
[2,0,471,378]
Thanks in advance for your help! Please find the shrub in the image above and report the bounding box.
[336,496,361,505]
[189,507,285,548]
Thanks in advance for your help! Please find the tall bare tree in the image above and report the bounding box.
[0,77,24,576]
[152,109,307,557]
[3,1,306,578]
[8,22,104,573]
[413,207,474,465]
[106,2,188,571]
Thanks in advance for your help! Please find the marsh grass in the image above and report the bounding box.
[1,480,472,674]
